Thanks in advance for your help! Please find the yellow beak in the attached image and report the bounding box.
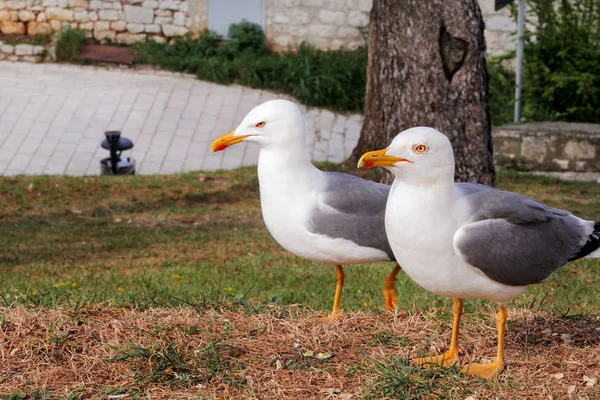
[211,130,254,152]
[358,148,412,169]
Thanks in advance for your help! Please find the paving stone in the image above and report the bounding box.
[0,61,359,176]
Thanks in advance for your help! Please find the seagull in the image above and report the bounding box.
[211,99,401,318]
[358,126,600,378]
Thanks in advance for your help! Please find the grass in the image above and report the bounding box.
[1,168,599,314]
[0,34,51,46]
[55,27,87,62]
[1,167,599,398]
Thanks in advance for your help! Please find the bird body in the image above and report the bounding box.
[212,99,400,316]
[257,147,391,265]
[359,126,600,378]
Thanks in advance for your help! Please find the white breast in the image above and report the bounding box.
[257,149,389,265]
[385,182,527,303]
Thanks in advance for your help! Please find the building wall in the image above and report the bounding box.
[0,0,194,43]
[0,0,516,55]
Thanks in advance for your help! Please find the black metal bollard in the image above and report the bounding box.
[100,131,136,175]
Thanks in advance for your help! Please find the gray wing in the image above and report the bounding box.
[454,183,591,286]
[307,171,395,260]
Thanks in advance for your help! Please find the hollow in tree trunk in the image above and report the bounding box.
[349,0,495,186]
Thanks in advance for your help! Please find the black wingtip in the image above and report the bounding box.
[568,221,600,262]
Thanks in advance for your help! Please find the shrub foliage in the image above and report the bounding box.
[134,21,367,112]
[519,0,600,123]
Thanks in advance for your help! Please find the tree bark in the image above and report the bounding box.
[349,0,495,186]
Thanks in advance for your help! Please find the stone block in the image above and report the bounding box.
[0,44,14,54]
[116,32,145,44]
[93,29,115,40]
[348,10,368,27]
[46,7,74,21]
[36,12,46,21]
[0,53,6,61]
[6,0,25,9]
[0,10,12,21]
[564,140,596,160]
[124,5,153,23]
[173,11,184,25]
[154,15,171,24]
[14,43,33,55]
[273,13,289,24]
[337,26,358,38]
[49,19,61,30]
[111,20,126,31]
[17,10,35,21]
[42,0,57,5]
[142,0,157,8]
[126,22,143,33]
[150,35,165,43]
[144,23,160,32]
[158,0,178,10]
[79,21,93,30]
[7,54,19,61]
[98,9,118,20]
[93,20,109,30]
[69,0,88,7]
[179,1,188,12]
[58,0,68,7]
[307,24,337,38]
[358,0,372,12]
[74,10,89,21]
[154,9,171,16]
[89,0,101,8]
[27,21,52,35]
[161,23,185,36]
[317,9,345,25]
[89,11,98,21]
[0,21,25,34]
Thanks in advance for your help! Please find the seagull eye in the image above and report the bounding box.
[255,122,266,128]
[414,144,428,154]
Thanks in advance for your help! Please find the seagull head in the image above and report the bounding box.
[358,127,455,184]
[211,99,305,152]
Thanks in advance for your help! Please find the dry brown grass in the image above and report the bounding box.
[1,305,598,399]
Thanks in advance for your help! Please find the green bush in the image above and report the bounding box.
[135,27,367,112]
[519,0,600,122]
[224,19,268,56]
[487,55,516,126]
[55,27,87,61]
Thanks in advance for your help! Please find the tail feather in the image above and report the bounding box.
[569,221,600,261]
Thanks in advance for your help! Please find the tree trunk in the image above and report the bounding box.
[349,0,495,186]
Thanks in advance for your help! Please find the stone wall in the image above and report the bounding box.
[265,0,516,53]
[0,41,46,61]
[493,123,600,178]
[265,0,370,50]
[0,0,192,44]
[1,0,516,55]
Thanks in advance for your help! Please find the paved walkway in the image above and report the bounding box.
[0,61,362,176]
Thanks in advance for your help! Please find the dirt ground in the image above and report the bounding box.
[1,305,599,399]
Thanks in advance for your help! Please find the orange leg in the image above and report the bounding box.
[461,305,507,379]
[383,264,402,310]
[412,298,462,368]
[329,264,345,319]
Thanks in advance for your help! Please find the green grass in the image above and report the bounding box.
[0,35,51,46]
[1,167,599,317]
[55,27,87,61]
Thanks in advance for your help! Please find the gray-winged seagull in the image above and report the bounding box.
[358,126,600,378]
[211,99,401,318]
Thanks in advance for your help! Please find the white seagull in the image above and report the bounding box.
[358,127,600,378]
[211,99,401,318]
